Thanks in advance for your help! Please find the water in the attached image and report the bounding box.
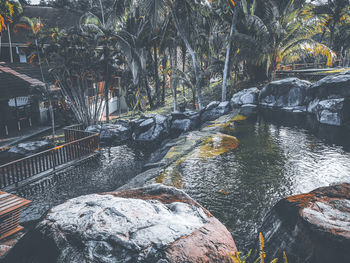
[19,145,148,223]
[174,113,350,250]
[15,112,350,252]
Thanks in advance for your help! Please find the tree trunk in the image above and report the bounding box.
[171,9,202,110]
[162,55,167,104]
[153,42,160,105]
[329,21,336,51]
[104,79,109,123]
[174,47,178,111]
[35,38,55,139]
[7,24,13,63]
[144,77,154,108]
[169,47,176,111]
[182,45,186,97]
[222,13,236,102]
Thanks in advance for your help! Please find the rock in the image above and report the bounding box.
[238,104,258,118]
[205,101,220,111]
[85,124,131,143]
[170,119,192,134]
[259,78,311,109]
[306,71,350,101]
[200,101,231,122]
[313,98,350,126]
[282,106,307,113]
[85,125,102,133]
[132,114,169,143]
[170,110,201,134]
[260,183,350,263]
[230,87,260,108]
[5,184,237,263]
[217,101,231,114]
[8,140,52,158]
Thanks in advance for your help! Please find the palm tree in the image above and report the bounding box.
[168,0,204,109]
[14,16,56,140]
[219,0,238,102]
[41,27,110,127]
[79,0,132,122]
[116,10,156,110]
[0,0,22,61]
[310,0,350,52]
[141,0,167,106]
[230,0,335,80]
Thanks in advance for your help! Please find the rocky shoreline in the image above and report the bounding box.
[3,72,350,262]
[86,71,350,147]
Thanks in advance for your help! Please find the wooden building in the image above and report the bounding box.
[0,62,53,137]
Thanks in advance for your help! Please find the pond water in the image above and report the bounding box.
[19,145,148,223]
[15,111,350,253]
[175,112,350,250]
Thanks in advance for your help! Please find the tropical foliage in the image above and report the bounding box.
[14,0,350,125]
[0,0,22,32]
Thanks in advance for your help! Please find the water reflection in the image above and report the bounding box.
[177,116,350,250]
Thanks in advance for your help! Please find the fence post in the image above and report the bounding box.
[51,149,56,171]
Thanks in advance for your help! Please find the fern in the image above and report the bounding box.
[229,233,288,263]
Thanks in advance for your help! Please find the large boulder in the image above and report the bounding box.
[4,184,237,263]
[259,78,311,109]
[238,104,258,118]
[85,123,131,144]
[311,98,350,126]
[306,71,350,101]
[169,110,200,135]
[8,140,52,158]
[307,72,350,116]
[132,114,169,143]
[260,183,350,263]
[230,87,260,108]
[200,101,231,122]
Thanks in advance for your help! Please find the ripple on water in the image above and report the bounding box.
[175,120,350,250]
[19,145,148,223]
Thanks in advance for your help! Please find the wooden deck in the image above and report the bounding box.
[0,124,100,191]
[0,191,31,241]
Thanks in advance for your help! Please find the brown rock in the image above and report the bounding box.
[260,183,350,263]
[4,184,236,263]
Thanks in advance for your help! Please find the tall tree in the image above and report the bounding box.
[0,0,22,61]
[14,16,57,139]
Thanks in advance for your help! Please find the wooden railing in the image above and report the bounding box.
[0,125,99,189]
[64,124,87,142]
[277,60,342,72]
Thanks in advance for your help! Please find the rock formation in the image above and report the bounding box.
[4,184,236,263]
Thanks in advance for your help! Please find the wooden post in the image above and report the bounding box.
[51,150,56,171]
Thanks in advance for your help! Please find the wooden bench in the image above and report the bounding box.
[0,191,31,240]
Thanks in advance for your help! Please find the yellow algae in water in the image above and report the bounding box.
[220,115,247,133]
[155,173,166,183]
[199,133,239,158]
[221,121,235,133]
[231,114,246,121]
[218,190,229,195]
[155,158,184,188]
[206,123,223,128]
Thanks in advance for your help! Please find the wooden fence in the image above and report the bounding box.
[277,60,342,72]
[0,125,99,189]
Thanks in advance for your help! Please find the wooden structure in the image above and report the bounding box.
[0,191,31,240]
[277,60,342,72]
[0,124,99,189]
